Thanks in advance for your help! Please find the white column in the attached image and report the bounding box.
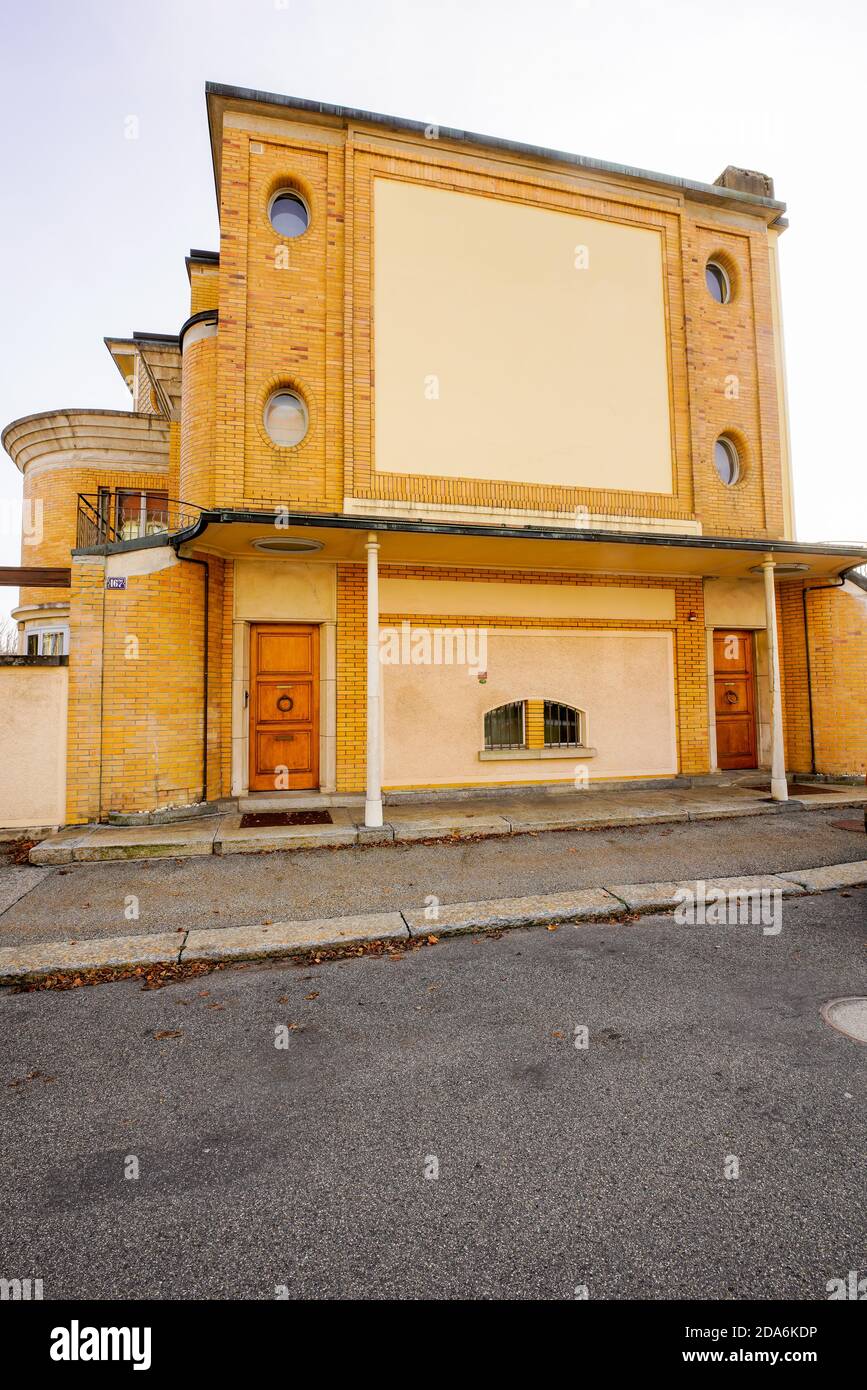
[364,532,383,828]
[762,557,788,802]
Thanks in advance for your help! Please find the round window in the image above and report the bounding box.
[705,259,731,304]
[269,191,309,238]
[713,435,740,486]
[264,390,309,447]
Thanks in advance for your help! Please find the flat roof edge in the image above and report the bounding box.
[205,81,786,216]
[182,507,866,563]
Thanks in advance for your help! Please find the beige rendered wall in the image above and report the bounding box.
[381,577,675,621]
[381,629,677,787]
[0,665,68,828]
[374,178,673,492]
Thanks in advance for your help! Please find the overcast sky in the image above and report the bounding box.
[2,0,865,625]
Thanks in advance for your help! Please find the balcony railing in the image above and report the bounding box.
[76,492,203,549]
[850,562,867,592]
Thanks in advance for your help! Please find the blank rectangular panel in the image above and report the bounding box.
[256,631,314,674]
[255,731,313,777]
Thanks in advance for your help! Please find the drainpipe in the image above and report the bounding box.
[761,557,788,802]
[801,574,844,775]
[364,532,383,828]
[177,553,209,803]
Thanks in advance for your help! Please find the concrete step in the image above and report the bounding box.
[236,793,364,813]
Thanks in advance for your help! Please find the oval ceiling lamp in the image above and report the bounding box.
[250,536,323,554]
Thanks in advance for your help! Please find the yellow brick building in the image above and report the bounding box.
[3,83,866,827]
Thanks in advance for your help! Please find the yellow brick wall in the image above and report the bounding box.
[213,124,344,512]
[683,220,784,537]
[179,334,217,507]
[66,556,107,823]
[189,262,219,314]
[780,579,867,776]
[20,464,170,609]
[525,698,545,749]
[167,421,181,503]
[336,563,366,792]
[65,551,231,821]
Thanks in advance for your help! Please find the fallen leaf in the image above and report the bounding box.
[305,991,319,1000]
[153,1029,183,1040]
[427,935,439,944]
[546,923,560,932]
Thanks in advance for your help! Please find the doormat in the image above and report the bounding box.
[829,819,866,834]
[239,810,334,828]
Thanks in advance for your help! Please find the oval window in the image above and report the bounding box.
[264,390,309,447]
[705,259,731,304]
[269,191,309,238]
[713,435,740,486]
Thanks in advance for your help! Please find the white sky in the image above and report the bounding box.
[2,0,866,626]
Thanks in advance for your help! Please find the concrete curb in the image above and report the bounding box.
[402,887,621,936]
[1,861,865,982]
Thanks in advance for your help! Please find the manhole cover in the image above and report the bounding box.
[830,819,866,834]
[821,997,867,1044]
[239,810,333,828]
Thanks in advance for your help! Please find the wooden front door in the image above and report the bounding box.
[249,624,320,792]
[713,629,758,770]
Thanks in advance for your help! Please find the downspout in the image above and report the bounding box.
[177,553,209,803]
[801,574,844,775]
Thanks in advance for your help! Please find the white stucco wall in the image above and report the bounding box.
[0,665,68,828]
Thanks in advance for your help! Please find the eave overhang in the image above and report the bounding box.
[154,510,867,583]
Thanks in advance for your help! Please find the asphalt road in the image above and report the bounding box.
[1,887,865,1300]
[0,808,865,946]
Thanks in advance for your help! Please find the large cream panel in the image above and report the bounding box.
[233,560,336,622]
[374,178,673,492]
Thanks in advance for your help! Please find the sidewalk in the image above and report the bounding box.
[27,780,867,864]
[1,858,865,982]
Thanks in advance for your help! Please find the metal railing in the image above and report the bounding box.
[76,492,203,549]
[544,700,581,747]
[484,701,526,750]
[849,562,867,592]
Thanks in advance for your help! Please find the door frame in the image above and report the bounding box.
[712,627,759,771]
[248,622,321,793]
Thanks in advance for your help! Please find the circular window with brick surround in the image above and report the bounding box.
[705,259,731,304]
[268,190,309,238]
[263,389,309,447]
[713,434,741,486]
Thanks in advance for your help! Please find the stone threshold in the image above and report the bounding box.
[1,861,865,982]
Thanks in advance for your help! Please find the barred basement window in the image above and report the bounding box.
[544,701,582,747]
[484,701,526,750]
